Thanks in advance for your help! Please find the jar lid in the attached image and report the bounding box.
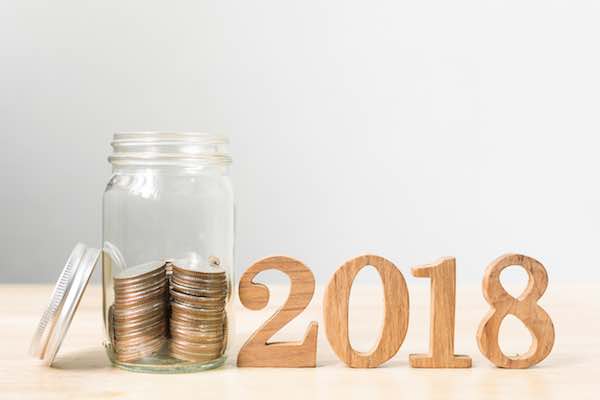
[30,243,101,366]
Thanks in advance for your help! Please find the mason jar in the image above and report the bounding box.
[102,132,234,373]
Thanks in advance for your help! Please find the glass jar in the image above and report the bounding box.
[102,132,234,373]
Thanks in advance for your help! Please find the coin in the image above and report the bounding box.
[168,262,229,362]
[114,261,166,283]
[114,278,168,296]
[111,261,169,362]
[168,348,221,362]
[171,265,226,280]
[115,336,165,362]
[112,300,166,320]
[170,281,227,295]
[114,285,168,306]
[170,290,226,306]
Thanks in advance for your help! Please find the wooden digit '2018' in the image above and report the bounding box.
[323,255,409,368]
[477,254,555,368]
[237,253,555,369]
[237,256,318,367]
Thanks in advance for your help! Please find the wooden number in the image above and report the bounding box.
[477,254,555,368]
[323,254,409,368]
[409,257,472,368]
[237,256,318,367]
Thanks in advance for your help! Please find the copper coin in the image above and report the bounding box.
[170,314,224,327]
[170,339,223,353]
[170,302,225,316]
[114,335,165,353]
[114,287,168,306]
[114,262,167,286]
[113,300,166,319]
[170,276,227,289]
[172,265,226,279]
[169,348,221,362]
[113,321,167,340]
[170,331,224,344]
[170,290,226,306]
[169,314,225,328]
[113,307,167,327]
[114,278,168,296]
[114,286,168,307]
[169,318,225,332]
[114,312,166,329]
[115,332,167,349]
[170,299,226,312]
[169,315,225,329]
[170,284,227,298]
[115,338,165,361]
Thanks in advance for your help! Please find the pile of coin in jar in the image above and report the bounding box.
[110,262,169,362]
[169,263,229,362]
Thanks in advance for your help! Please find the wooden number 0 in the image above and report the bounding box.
[477,254,555,368]
[409,257,472,368]
[237,256,318,367]
[323,254,409,368]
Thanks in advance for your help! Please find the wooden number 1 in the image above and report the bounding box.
[409,257,472,368]
[237,256,318,367]
[323,254,409,368]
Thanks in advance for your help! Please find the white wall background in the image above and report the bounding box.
[1,1,599,284]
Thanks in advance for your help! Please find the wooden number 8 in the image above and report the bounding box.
[477,254,555,368]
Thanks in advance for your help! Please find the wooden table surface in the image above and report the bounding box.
[1,283,598,399]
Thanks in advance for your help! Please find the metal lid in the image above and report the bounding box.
[30,243,100,366]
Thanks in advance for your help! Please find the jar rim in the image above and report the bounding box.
[109,132,231,167]
[112,132,229,145]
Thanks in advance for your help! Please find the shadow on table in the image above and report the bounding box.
[52,348,111,371]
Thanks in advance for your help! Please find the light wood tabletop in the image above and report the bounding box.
[1,283,598,399]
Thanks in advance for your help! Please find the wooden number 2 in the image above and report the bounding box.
[323,254,409,368]
[477,254,555,368]
[237,256,318,367]
[409,257,472,368]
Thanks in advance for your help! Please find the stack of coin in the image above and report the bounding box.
[111,261,169,362]
[169,264,228,362]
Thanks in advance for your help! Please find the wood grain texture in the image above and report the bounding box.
[477,253,555,368]
[323,254,409,368]
[409,257,472,368]
[237,256,318,367]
